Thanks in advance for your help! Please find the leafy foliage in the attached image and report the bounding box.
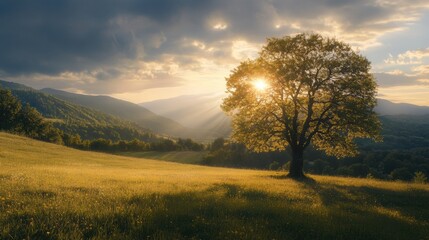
[223,33,381,156]
[0,88,21,130]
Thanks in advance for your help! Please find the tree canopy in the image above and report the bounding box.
[222,33,381,178]
[0,87,63,144]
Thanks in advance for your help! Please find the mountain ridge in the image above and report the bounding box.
[40,87,191,138]
[140,93,429,139]
[0,80,156,141]
[375,99,429,116]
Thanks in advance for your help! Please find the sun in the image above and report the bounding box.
[252,79,268,91]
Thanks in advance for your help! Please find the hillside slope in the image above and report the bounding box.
[0,80,154,141]
[0,132,428,239]
[40,88,191,137]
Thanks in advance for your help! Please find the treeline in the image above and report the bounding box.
[63,135,205,152]
[309,149,429,181]
[57,123,156,142]
[202,138,285,168]
[1,87,204,153]
[203,138,428,183]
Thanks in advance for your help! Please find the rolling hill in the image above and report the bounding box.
[0,132,428,239]
[0,80,155,141]
[40,88,192,138]
[1,79,193,138]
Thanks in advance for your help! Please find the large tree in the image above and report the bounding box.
[222,33,381,178]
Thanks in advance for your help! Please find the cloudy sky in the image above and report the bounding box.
[1,0,429,105]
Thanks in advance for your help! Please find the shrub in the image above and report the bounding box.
[413,171,427,184]
[269,161,280,170]
[366,173,374,179]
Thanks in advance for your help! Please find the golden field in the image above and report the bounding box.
[0,132,428,239]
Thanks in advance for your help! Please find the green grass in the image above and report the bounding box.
[0,132,428,239]
[118,151,206,164]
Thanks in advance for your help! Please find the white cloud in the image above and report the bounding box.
[417,78,429,83]
[384,48,429,65]
[192,40,207,50]
[6,59,186,94]
[385,70,406,75]
[213,23,228,30]
[412,65,429,75]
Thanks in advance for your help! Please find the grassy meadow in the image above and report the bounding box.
[1,132,429,239]
[117,151,206,164]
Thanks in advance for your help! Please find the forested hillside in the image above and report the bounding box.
[0,80,156,141]
[41,88,191,137]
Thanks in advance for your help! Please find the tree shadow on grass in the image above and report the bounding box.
[207,183,270,200]
[122,184,429,239]
[269,173,316,183]
[298,180,429,223]
[3,183,429,240]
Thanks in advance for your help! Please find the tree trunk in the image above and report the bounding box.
[288,147,305,179]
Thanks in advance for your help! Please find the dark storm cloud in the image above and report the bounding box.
[1,0,136,75]
[1,0,428,94]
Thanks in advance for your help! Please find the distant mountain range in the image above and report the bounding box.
[2,79,429,142]
[375,99,429,116]
[140,93,429,136]
[141,93,231,139]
